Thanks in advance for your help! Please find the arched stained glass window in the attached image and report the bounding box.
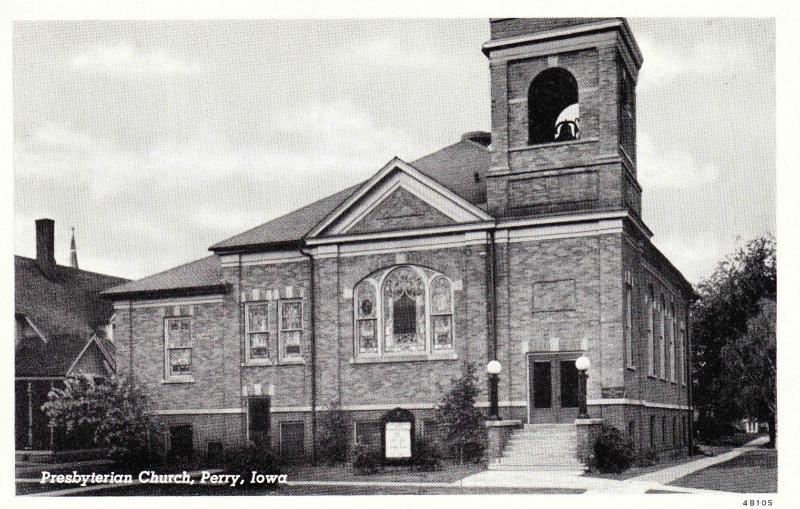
[352,265,455,359]
[354,280,378,355]
[383,266,426,353]
[430,276,453,350]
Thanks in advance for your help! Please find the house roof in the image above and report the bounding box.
[104,138,491,298]
[101,255,225,298]
[15,256,128,376]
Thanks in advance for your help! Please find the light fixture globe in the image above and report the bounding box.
[487,360,502,375]
[575,355,591,372]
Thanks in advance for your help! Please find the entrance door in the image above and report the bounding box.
[528,354,580,423]
[248,396,271,447]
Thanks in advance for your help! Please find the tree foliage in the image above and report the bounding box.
[317,400,350,464]
[720,298,777,445]
[42,374,163,466]
[691,236,776,440]
[434,362,486,463]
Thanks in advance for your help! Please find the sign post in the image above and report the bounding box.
[381,407,415,466]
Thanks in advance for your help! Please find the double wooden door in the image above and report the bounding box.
[527,353,580,423]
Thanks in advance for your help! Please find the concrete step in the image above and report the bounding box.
[488,462,586,473]
[502,449,577,458]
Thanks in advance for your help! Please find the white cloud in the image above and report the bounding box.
[71,45,201,76]
[637,35,755,90]
[637,134,720,189]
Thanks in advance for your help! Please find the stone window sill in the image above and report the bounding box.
[508,137,599,153]
[162,376,194,384]
[241,360,273,367]
[350,352,458,364]
[626,365,637,371]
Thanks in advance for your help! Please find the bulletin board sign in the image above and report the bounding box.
[381,407,415,465]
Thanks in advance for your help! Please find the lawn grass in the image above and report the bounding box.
[284,460,485,483]
[668,449,777,493]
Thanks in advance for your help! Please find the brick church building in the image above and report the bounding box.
[105,18,695,466]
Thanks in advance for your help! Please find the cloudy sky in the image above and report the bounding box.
[13,18,774,283]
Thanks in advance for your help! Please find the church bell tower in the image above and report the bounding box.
[483,18,643,220]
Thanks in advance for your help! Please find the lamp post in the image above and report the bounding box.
[487,360,502,421]
[575,355,591,419]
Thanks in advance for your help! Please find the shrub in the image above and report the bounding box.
[222,443,284,491]
[351,444,382,474]
[413,437,442,471]
[593,425,635,473]
[435,362,487,463]
[317,401,349,464]
[636,447,659,467]
[42,374,164,469]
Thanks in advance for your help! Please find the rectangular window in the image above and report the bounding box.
[624,283,634,368]
[165,317,192,379]
[628,420,635,440]
[679,321,687,386]
[245,302,270,363]
[649,415,656,449]
[279,300,303,362]
[662,416,667,447]
[647,285,655,376]
[659,295,666,379]
[169,425,193,459]
[279,421,305,460]
[672,416,677,446]
[682,416,688,444]
[669,303,677,382]
[354,421,381,448]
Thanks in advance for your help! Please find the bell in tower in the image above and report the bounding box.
[483,18,643,219]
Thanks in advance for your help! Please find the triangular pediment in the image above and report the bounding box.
[309,157,492,237]
[347,187,457,234]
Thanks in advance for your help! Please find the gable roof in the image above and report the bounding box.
[104,137,492,298]
[15,256,128,377]
[15,256,127,342]
[308,157,493,237]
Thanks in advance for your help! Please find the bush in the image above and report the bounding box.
[222,443,284,491]
[435,362,487,463]
[636,447,659,467]
[351,444,382,474]
[413,437,442,471]
[317,401,349,464]
[594,425,635,473]
[42,374,164,469]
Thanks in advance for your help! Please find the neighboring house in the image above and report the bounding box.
[104,18,696,464]
[15,219,127,452]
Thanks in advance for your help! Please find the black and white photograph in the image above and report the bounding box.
[5,2,795,506]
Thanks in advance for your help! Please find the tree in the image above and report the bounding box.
[691,236,776,440]
[435,362,486,463]
[317,400,349,464]
[720,298,777,446]
[42,374,163,466]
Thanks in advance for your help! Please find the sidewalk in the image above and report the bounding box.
[458,436,769,494]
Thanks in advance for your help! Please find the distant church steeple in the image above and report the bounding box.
[69,227,79,269]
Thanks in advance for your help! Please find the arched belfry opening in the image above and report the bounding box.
[528,67,580,144]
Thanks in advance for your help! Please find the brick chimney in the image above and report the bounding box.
[35,218,56,273]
